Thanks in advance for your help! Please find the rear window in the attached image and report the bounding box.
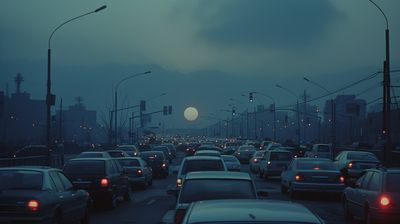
[317,145,331,152]
[270,152,292,161]
[0,170,43,190]
[297,160,337,170]
[182,160,224,174]
[141,152,165,161]
[347,152,379,162]
[386,173,400,193]
[77,152,104,158]
[117,159,140,167]
[64,160,105,174]
[180,179,255,203]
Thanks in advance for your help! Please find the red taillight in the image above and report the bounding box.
[100,178,109,187]
[313,167,320,170]
[27,200,39,212]
[295,175,301,181]
[348,162,353,169]
[380,196,391,207]
[136,169,143,176]
[339,176,345,183]
[175,209,186,224]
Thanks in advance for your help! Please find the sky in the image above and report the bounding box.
[1,0,399,129]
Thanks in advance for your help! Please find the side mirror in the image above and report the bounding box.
[167,188,178,196]
[257,190,269,198]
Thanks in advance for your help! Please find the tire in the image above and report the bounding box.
[80,206,91,224]
[281,184,288,194]
[343,198,353,222]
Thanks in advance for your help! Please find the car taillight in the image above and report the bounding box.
[348,162,353,169]
[339,176,345,183]
[162,163,166,168]
[380,195,391,207]
[295,174,301,181]
[27,200,39,212]
[100,178,109,187]
[136,169,143,176]
[174,209,186,224]
[253,158,258,163]
[177,178,183,187]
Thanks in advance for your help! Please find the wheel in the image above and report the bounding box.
[281,184,288,194]
[343,198,353,222]
[80,206,91,224]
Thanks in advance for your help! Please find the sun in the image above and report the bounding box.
[184,107,199,121]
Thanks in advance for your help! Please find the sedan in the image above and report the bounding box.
[233,145,256,164]
[194,150,221,157]
[249,150,265,173]
[0,166,91,224]
[116,157,153,190]
[181,199,325,224]
[334,150,381,180]
[281,158,346,199]
[221,155,241,171]
[343,168,400,223]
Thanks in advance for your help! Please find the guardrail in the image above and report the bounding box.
[0,154,63,168]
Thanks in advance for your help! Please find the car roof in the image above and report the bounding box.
[184,155,222,161]
[196,150,220,153]
[69,157,111,161]
[115,157,140,160]
[80,151,108,154]
[268,149,293,153]
[186,199,322,223]
[0,166,60,172]
[295,157,332,162]
[185,171,251,181]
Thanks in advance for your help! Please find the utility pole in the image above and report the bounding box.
[59,98,62,143]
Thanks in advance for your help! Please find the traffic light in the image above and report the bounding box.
[163,106,168,115]
[249,92,253,102]
[232,109,236,116]
[168,105,172,115]
[140,100,146,111]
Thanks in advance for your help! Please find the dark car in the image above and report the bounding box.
[76,151,111,158]
[116,157,153,190]
[334,151,381,180]
[63,158,130,209]
[161,143,177,159]
[140,151,169,178]
[0,166,91,224]
[343,168,400,223]
[106,150,130,158]
[152,146,173,163]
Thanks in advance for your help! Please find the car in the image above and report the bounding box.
[137,143,152,152]
[0,166,91,224]
[233,145,257,163]
[115,145,140,157]
[334,150,381,180]
[106,150,130,158]
[181,199,325,224]
[305,144,332,159]
[161,143,177,159]
[343,168,400,224]
[76,151,111,158]
[196,145,222,152]
[12,145,53,158]
[116,157,153,190]
[249,150,265,173]
[63,158,131,208]
[169,171,267,224]
[281,158,346,198]
[260,140,273,150]
[221,155,241,171]
[152,146,173,163]
[140,151,169,178]
[259,149,293,179]
[193,150,221,157]
[175,156,227,188]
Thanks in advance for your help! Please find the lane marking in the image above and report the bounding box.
[146,199,156,205]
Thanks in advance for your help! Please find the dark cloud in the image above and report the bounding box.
[178,0,342,49]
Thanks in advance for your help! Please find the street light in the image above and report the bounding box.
[46,5,107,146]
[368,0,391,166]
[303,77,335,158]
[276,84,301,144]
[114,71,151,145]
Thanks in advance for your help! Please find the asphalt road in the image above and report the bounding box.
[89,153,362,224]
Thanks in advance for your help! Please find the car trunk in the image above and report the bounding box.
[297,170,342,183]
[67,173,107,190]
[0,189,45,214]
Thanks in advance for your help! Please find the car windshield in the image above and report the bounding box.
[64,160,105,174]
[77,152,104,158]
[270,152,292,161]
[141,152,165,161]
[179,179,255,203]
[182,160,224,174]
[317,145,330,152]
[347,152,379,162]
[117,159,140,167]
[386,173,400,193]
[0,170,43,190]
[297,160,337,170]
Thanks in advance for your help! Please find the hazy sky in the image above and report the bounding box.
[1,0,399,128]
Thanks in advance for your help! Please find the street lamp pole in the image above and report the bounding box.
[303,77,336,159]
[368,0,391,166]
[46,5,107,146]
[276,84,301,144]
[114,71,151,145]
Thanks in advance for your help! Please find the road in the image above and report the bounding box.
[90,153,357,224]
